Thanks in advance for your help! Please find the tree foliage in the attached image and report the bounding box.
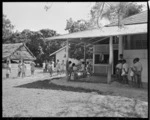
[65,18,91,33]
[2,25,62,66]
[65,18,93,60]
[3,14,14,43]
[90,2,143,28]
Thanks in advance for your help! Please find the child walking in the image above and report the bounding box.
[30,61,35,75]
[56,60,61,75]
[22,61,26,78]
[48,61,53,77]
[18,60,22,77]
[6,60,11,78]
[61,60,66,74]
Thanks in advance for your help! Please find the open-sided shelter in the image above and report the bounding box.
[45,10,148,84]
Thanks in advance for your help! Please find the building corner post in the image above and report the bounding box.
[66,39,69,81]
[107,36,113,84]
[118,35,123,58]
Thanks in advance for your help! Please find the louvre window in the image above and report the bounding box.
[124,34,147,50]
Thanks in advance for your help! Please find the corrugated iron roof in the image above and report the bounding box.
[3,43,36,60]
[106,10,147,27]
[46,10,147,42]
[46,23,147,41]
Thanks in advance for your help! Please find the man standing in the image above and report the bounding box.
[121,59,129,84]
[133,58,143,88]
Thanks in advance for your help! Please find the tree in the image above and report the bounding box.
[65,18,90,33]
[40,29,57,38]
[90,2,143,28]
[3,14,14,43]
[65,18,93,60]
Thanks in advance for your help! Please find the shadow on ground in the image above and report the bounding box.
[15,79,103,94]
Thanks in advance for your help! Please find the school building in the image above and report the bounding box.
[46,10,148,84]
[49,46,80,66]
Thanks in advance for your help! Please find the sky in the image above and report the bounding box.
[3,2,148,34]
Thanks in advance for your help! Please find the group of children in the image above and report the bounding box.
[67,61,93,81]
[42,59,66,77]
[115,55,143,88]
[18,60,36,78]
[5,59,35,78]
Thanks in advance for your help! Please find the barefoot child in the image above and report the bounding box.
[22,61,26,78]
[30,61,35,75]
[61,60,65,74]
[6,60,11,78]
[48,61,53,77]
[18,60,22,77]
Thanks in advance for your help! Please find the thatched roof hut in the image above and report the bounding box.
[3,43,36,61]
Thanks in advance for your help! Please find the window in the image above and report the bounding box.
[124,34,147,50]
[95,54,109,64]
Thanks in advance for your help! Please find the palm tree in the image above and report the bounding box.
[90,2,143,28]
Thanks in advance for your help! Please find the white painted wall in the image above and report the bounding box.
[124,50,148,83]
[55,48,66,63]
[55,48,80,65]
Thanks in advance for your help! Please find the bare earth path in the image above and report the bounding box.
[2,69,148,117]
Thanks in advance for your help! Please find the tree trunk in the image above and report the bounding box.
[107,36,113,84]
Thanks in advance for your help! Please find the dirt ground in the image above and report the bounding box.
[2,68,148,117]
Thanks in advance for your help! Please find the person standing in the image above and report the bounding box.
[119,54,124,61]
[70,63,78,80]
[18,60,22,77]
[86,61,92,76]
[115,60,123,82]
[67,61,72,80]
[30,61,35,75]
[47,61,53,77]
[21,60,26,78]
[61,60,66,74]
[6,60,11,78]
[121,59,129,84]
[42,61,46,73]
[51,60,55,75]
[45,60,48,73]
[80,62,85,72]
[133,58,143,88]
[56,60,61,75]
[130,59,136,87]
